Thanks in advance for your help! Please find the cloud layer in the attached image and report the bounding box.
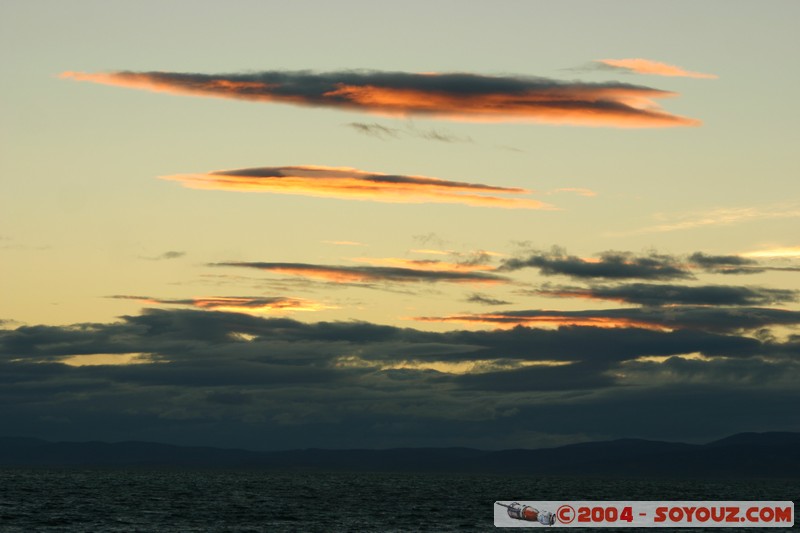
[61,69,700,127]
[1,308,798,449]
[161,166,551,209]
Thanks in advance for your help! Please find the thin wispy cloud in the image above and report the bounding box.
[410,249,453,256]
[595,59,717,79]
[198,273,420,295]
[161,165,553,209]
[346,122,402,139]
[346,122,474,144]
[350,257,496,272]
[412,248,503,257]
[466,293,513,306]
[613,203,800,235]
[110,295,331,314]
[532,283,797,307]
[213,262,510,284]
[141,250,186,261]
[61,69,699,127]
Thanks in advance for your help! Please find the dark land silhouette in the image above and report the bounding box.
[1,432,798,478]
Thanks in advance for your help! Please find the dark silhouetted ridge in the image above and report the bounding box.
[1,432,797,478]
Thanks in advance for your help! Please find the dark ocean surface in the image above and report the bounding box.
[0,469,796,532]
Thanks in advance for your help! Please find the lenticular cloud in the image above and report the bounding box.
[61,69,700,127]
[161,165,552,209]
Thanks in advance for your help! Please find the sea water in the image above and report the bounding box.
[0,469,796,531]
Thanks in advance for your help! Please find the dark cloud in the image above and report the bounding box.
[688,252,763,274]
[212,262,509,284]
[501,247,692,280]
[455,361,615,392]
[0,308,773,369]
[533,283,797,306]
[1,309,798,449]
[416,306,800,333]
[502,248,796,279]
[466,293,512,306]
[61,69,700,128]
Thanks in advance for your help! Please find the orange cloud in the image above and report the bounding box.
[60,69,699,127]
[160,165,552,209]
[111,295,331,314]
[596,59,717,79]
[350,257,496,272]
[414,313,666,331]
[414,304,800,333]
[214,262,509,285]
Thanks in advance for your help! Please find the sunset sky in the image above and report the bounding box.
[2,1,799,450]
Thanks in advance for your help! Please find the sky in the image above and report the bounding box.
[1,0,800,450]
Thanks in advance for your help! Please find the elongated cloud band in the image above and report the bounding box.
[501,248,783,280]
[416,306,800,333]
[60,69,699,127]
[214,262,508,284]
[111,295,330,314]
[533,283,798,307]
[161,165,551,209]
[596,59,717,79]
[501,248,692,280]
[351,257,496,272]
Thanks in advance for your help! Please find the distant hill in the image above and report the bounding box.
[1,432,798,478]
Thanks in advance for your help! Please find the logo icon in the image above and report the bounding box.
[496,502,556,526]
